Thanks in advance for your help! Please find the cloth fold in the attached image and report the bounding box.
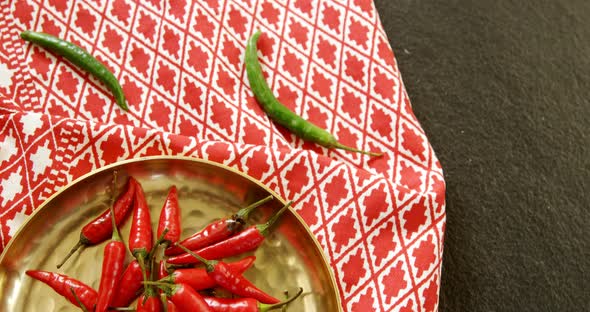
[0,1,445,311]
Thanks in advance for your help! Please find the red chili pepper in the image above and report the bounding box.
[110,260,145,307]
[165,299,178,312]
[167,202,290,265]
[165,195,273,256]
[160,256,255,291]
[157,185,181,245]
[130,179,154,255]
[57,177,135,268]
[70,288,90,312]
[203,287,302,312]
[137,293,163,312]
[95,238,126,311]
[26,270,98,310]
[129,179,154,282]
[176,245,280,304]
[153,283,212,312]
[95,186,127,312]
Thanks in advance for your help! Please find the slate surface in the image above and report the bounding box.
[373,0,590,311]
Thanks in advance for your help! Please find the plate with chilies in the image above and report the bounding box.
[0,156,341,311]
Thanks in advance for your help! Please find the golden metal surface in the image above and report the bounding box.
[0,156,342,311]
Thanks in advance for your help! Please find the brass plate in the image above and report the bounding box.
[0,156,342,311]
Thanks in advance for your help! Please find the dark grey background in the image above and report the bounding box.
[373,0,589,311]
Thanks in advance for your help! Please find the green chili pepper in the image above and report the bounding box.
[245,30,382,157]
[20,30,128,111]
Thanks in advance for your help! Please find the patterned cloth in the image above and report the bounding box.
[0,0,445,311]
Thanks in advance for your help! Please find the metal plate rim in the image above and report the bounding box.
[0,155,343,311]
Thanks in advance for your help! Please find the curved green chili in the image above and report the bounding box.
[245,31,382,157]
[20,30,128,111]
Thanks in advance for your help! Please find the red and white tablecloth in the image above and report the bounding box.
[0,0,446,311]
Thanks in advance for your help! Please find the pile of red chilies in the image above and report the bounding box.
[26,176,302,311]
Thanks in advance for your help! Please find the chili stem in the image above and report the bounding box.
[154,228,170,248]
[174,243,215,271]
[233,195,274,221]
[161,293,168,312]
[56,241,85,269]
[109,170,118,206]
[148,228,169,261]
[257,201,292,236]
[166,263,193,269]
[143,227,167,298]
[109,205,123,242]
[143,281,169,286]
[332,142,383,157]
[137,255,148,289]
[260,287,303,311]
[70,287,89,312]
[149,254,156,290]
[109,172,123,242]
